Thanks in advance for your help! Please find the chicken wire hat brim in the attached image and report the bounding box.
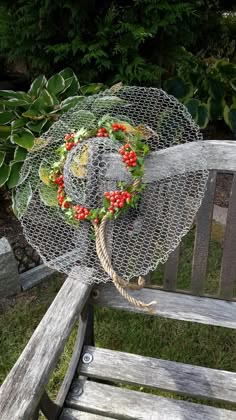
[16,86,209,284]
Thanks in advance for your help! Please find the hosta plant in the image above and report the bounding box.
[164,56,236,134]
[0,68,103,189]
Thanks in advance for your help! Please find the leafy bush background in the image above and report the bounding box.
[0,0,235,85]
[0,0,235,138]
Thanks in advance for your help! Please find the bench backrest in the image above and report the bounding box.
[158,168,236,300]
[0,140,236,420]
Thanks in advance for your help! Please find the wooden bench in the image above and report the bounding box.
[0,139,236,420]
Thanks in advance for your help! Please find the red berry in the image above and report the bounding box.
[94,218,99,224]
[109,208,115,214]
[63,201,70,208]
[97,133,103,137]
[132,162,137,166]
[74,214,79,219]
[64,133,71,141]
[104,133,109,137]
[66,142,74,150]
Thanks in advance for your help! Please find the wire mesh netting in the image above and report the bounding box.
[15,87,209,284]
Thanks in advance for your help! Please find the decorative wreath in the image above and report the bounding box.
[49,117,150,226]
[16,86,208,312]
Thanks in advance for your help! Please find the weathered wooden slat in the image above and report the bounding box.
[105,140,236,182]
[67,380,236,420]
[191,171,217,295]
[220,174,236,299]
[60,408,112,420]
[80,346,236,403]
[0,270,94,420]
[90,283,236,329]
[163,245,180,291]
[20,264,58,291]
[55,305,91,413]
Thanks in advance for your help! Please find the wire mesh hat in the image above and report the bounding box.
[15,86,209,310]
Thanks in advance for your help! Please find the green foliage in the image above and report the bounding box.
[0,1,203,85]
[0,69,102,189]
[165,55,236,133]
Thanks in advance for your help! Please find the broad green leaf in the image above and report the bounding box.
[217,62,236,78]
[50,94,60,106]
[61,76,74,92]
[7,161,24,189]
[215,58,229,67]
[28,75,47,97]
[0,151,5,167]
[14,146,28,161]
[207,96,225,120]
[223,105,230,126]
[0,112,14,125]
[39,160,51,185]
[0,125,11,134]
[92,95,128,110]
[30,89,54,112]
[60,95,85,112]
[224,105,236,134]
[47,74,65,95]
[164,77,193,100]
[208,79,224,98]
[184,98,200,120]
[0,90,32,102]
[11,118,27,129]
[0,98,29,107]
[22,109,45,119]
[26,119,47,133]
[59,68,75,80]
[81,83,104,95]
[196,103,209,129]
[230,79,236,92]
[0,90,21,99]
[39,183,58,206]
[0,130,10,141]
[41,120,54,132]
[12,182,32,218]
[12,129,35,150]
[0,163,11,187]
[62,75,80,97]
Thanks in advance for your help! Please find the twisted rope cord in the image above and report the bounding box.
[93,219,145,290]
[93,177,156,311]
[94,216,156,311]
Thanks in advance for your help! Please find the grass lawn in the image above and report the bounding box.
[0,229,235,414]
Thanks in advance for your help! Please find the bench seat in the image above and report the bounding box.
[59,345,236,419]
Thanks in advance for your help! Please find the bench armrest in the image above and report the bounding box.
[0,271,93,420]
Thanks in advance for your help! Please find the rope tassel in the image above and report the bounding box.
[93,215,157,313]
